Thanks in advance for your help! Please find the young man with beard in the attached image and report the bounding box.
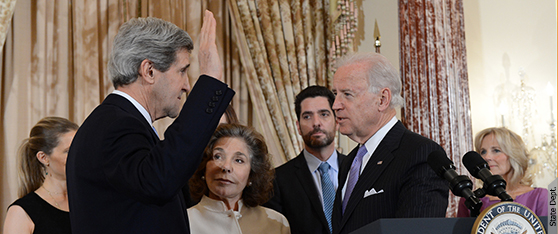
[265,86,344,234]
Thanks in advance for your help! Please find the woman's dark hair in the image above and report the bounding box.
[190,124,274,207]
[17,117,78,197]
[222,105,239,124]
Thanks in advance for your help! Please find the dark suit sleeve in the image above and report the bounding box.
[102,76,234,205]
[395,142,448,218]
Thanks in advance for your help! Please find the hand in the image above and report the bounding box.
[198,10,223,82]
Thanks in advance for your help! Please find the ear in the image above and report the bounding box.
[36,151,49,166]
[296,120,302,136]
[378,88,392,111]
[138,59,156,84]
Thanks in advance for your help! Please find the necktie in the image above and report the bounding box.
[342,145,367,214]
[318,162,335,233]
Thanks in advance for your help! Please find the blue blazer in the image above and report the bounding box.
[265,151,345,234]
[332,121,449,234]
[66,76,234,233]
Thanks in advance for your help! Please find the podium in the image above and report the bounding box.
[350,216,548,234]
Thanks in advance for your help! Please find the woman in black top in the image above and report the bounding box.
[3,117,78,234]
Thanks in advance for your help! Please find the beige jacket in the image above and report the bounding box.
[188,196,291,234]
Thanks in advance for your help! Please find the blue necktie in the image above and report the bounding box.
[318,162,335,233]
[342,145,367,214]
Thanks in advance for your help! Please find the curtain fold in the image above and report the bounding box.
[0,0,232,225]
[228,0,357,163]
[228,0,291,165]
[0,0,17,51]
[1,0,356,225]
[399,0,472,218]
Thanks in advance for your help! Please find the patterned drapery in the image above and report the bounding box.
[399,0,472,217]
[0,0,16,51]
[0,0,238,225]
[0,0,356,225]
[228,0,358,164]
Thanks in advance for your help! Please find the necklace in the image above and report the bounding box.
[42,186,61,208]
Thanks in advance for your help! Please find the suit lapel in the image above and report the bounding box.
[333,146,357,231]
[293,154,330,229]
[339,122,406,227]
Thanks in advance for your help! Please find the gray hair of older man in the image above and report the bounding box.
[334,52,404,108]
[108,17,194,89]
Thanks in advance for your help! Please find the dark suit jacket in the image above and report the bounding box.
[66,76,234,234]
[265,151,345,234]
[332,121,449,234]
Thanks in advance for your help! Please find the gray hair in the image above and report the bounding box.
[334,52,404,108]
[108,17,194,88]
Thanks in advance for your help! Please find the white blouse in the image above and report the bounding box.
[187,196,291,234]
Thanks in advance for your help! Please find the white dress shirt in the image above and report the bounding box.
[303,149,339,207]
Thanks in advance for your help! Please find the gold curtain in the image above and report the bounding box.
[0,0,353,226]
[227,0,357,164]
[399,0,472,217]
[0,0,239,226]
[0,0,16,51]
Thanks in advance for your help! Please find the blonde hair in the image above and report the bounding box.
[474,127,532,187]
[17,117,78,197]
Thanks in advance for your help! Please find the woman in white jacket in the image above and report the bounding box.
[188,123,290,234]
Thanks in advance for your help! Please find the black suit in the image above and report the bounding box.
[66,76,234,233]
[265,151,345,234]
[332,121,448,234]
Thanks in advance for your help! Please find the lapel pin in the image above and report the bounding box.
[377,161,383,165]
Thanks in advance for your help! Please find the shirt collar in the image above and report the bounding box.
[199,195,244,213]
[363,116,398,150]
[303,149,339,173]
[112,90,154,127]
[361,116,398,170]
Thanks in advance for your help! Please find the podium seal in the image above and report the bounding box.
[472,201,546,234]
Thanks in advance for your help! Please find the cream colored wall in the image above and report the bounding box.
[464,0,557,187]
[337,0,399,154]
[464,0,557,146]
[356,0,400,66]
[349,0,556,185]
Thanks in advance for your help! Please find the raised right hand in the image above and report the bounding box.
[198,10,223,82]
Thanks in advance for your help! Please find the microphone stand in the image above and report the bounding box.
[449,175,483,217]
[468,183,513,217]
[468,188,486,217]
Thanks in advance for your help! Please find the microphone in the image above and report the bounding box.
[462,151,513,202]
[427,150,482,215]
